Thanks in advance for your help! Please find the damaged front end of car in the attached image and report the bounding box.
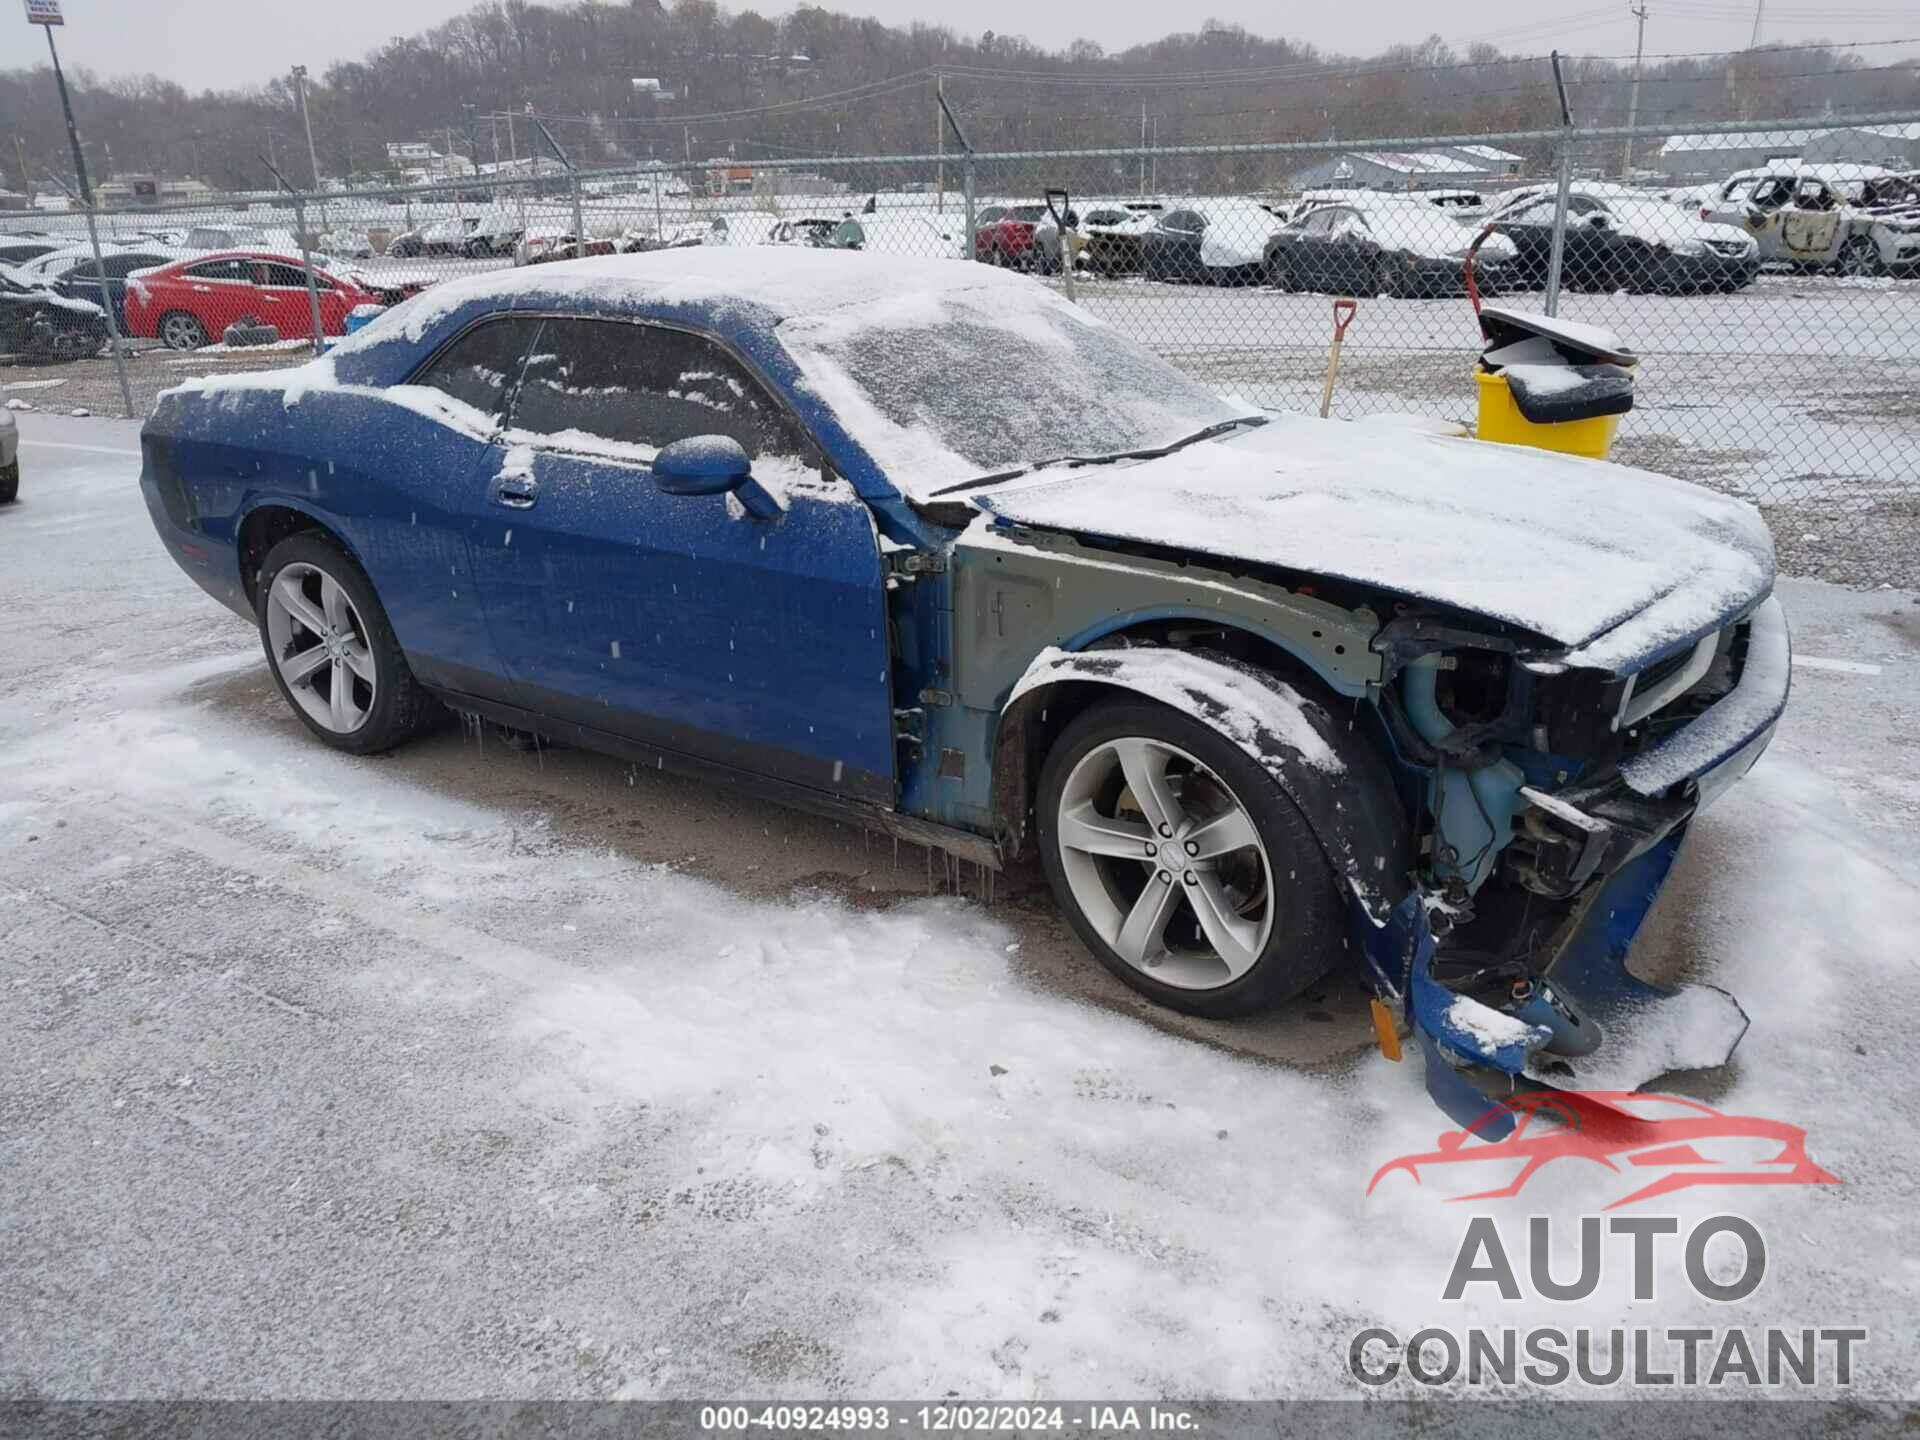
[1354,596,1790,1135]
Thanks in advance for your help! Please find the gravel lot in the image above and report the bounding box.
[2,414,1918,1405]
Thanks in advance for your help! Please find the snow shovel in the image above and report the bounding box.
[1318,298,1358,418]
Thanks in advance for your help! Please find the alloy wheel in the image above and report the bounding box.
[265,561,377,734]
[161,313,205,350]
[1053,736,1274,990]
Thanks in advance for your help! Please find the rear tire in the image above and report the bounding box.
[255,532,436,755]
[159,311,208,351]
[1036,695,1345,1019]
[0,461,18,505]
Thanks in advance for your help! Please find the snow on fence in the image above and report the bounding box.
[7,113,1918,587]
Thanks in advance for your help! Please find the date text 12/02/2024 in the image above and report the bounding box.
[698,1406,1200,1431]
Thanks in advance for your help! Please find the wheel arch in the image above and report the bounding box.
[236,500,362,609]
[991,639,1413,920]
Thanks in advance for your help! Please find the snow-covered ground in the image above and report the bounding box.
[2,414,1919,1405]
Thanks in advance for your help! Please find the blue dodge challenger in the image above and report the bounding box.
[141,250,1788,1129]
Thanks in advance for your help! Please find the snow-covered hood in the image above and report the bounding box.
[1600,201,1754,255]
[973,413,1773,668]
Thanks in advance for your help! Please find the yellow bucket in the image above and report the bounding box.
[1473,368,1623,461]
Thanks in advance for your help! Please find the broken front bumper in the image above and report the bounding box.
[1362,596,1790,1133]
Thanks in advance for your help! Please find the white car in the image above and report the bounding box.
[1700,163,1895,273]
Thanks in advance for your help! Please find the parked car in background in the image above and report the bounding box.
[1032,201,1163,276]
[515,228,620,266]
[1484,185,1759,293]
[319,228,377,260]
[138,249,1788,1131]
[1139,200,1285,284]
[27,246,181,330]
[183,224,277,252]
[974,203,1053,268]
[0,235,62,267]
[0,263,107,361]
[122,252,427,349]
[1850,171,1920,275]
[389,218,476,258]
[767,216,866,250]
[462,213,526,258]
[1266,197,1515,297]
[1701,164,1888,273]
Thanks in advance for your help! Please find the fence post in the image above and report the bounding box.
[80,205,136,419]
[963,155,977,264]
[570,167,587,251]
[291,192,327,358]
[1542,51,1576,317]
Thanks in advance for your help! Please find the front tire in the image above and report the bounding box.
[256,532,435,755]
[1037,696,1345,1018]
[1836,236,1883,278]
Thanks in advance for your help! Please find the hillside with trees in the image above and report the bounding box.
[2,0,1913,194]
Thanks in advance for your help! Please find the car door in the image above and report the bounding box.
[1780,179,1845,263]
[307,313,547,698]
[1491,198,1559,286]
[468,315,897,805]
[1322,208,1379,293]
[254,260,354,338]
[1285,209,1336,290]
[175,255,258,336]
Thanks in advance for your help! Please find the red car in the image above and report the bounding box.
[122,251,425,351]
[973,203,1053,267]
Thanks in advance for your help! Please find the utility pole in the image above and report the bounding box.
[1749,0,1765,48]
[935,72,945,213]
[1139,103,1147,196]
[291,65,321,188]
[30,2,133,419]
[15,136,32,203]
[1622,2,1649,177]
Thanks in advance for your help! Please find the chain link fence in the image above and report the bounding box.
[4,113,1916,586]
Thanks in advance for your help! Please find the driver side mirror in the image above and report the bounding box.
[652,435,781,520]
[1586,212,1613,228]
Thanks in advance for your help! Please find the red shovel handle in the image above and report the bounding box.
[1332,298,1358,341]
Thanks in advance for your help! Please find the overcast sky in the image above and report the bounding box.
[23,0,1920,92]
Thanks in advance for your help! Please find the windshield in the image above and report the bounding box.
[777,286,1243,498]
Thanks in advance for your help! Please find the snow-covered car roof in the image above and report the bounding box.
[1724,161,1891,186]
[280,251,1246,504]
[365,249,1043,343]
[1292,198,1503,259]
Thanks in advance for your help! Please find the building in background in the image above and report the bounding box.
[1656,125,1920,181]
[95,174,214,206]
[1286,146,1526,191]
[384,142,477,184]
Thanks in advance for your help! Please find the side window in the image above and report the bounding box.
[185,258,252,282]
[412,316,544,425]
[106,254,159,278]
[509,318,808,461]
[258,262,308,287]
